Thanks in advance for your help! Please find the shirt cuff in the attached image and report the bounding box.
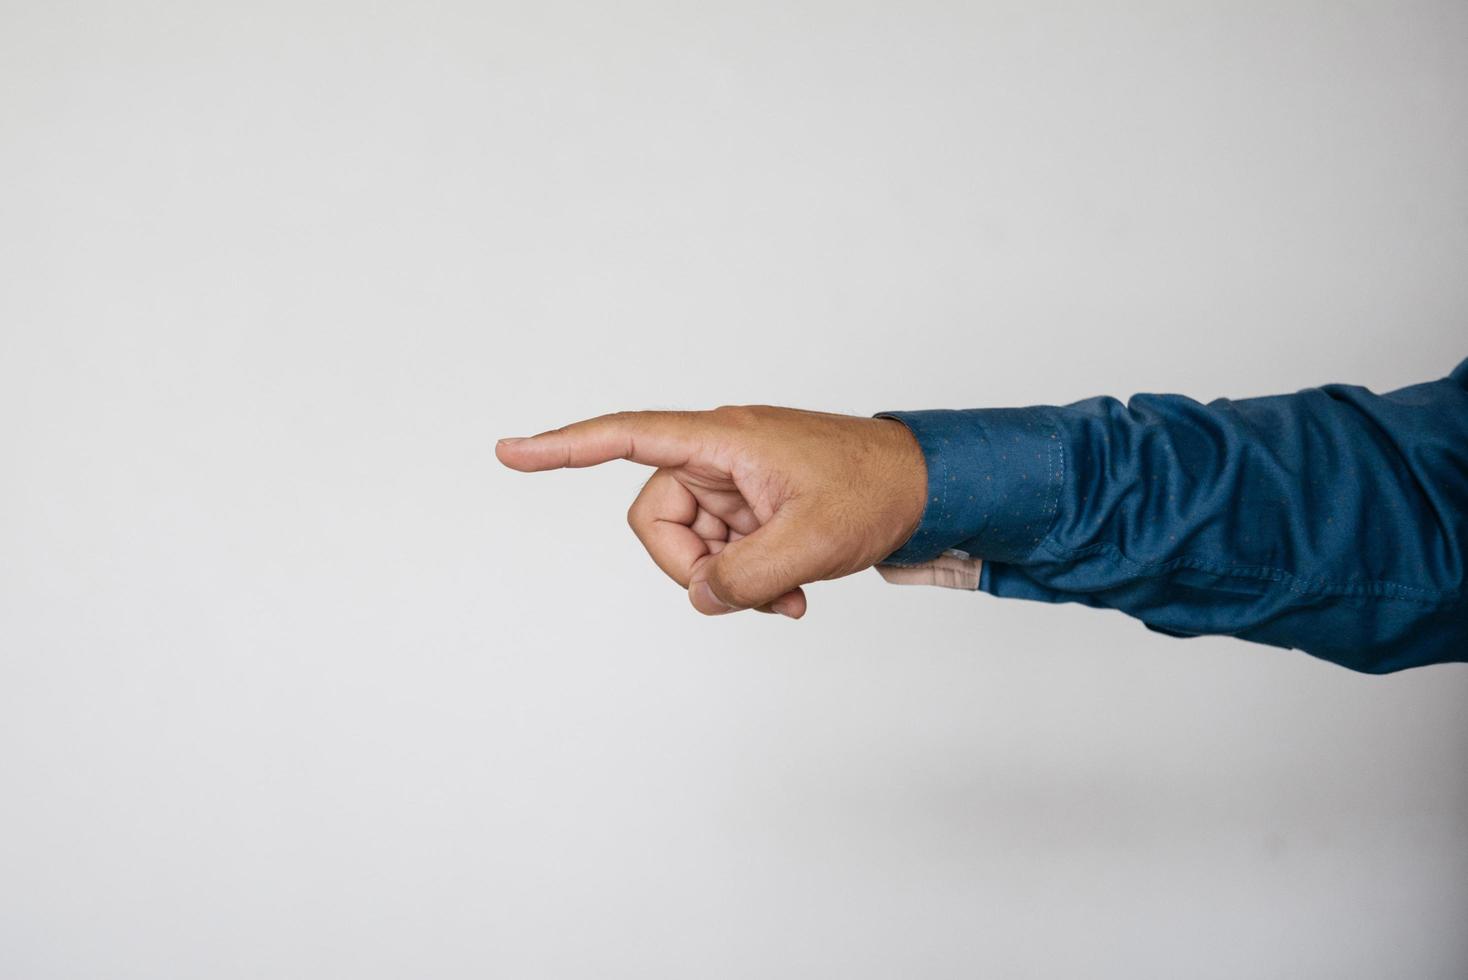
[873,407,1064,565]
[875,552,983,589]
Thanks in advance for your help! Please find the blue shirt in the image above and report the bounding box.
[877,356,1468,674]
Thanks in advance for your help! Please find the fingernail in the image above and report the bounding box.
[693,580,734,612]
[497,437,526,446]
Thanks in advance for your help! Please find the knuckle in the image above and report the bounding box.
[710,567,760,611]
[716,584,755,611]
[626,488,649,533]
[711,404,758,429]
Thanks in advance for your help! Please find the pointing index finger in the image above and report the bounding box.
[495,411,706,472]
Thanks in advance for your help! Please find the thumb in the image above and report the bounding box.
[688,504,833,615]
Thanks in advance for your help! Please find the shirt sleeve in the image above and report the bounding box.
[874,356,1468,674]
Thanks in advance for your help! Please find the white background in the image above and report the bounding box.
[2,1,1465,976]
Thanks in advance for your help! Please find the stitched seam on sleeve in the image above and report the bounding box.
[1036,538,1458,606]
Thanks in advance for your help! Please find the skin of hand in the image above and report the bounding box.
[495,406,929,619]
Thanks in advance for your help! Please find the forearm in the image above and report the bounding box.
[877,357,1468,673]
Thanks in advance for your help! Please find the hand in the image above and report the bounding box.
[495,406,928,618]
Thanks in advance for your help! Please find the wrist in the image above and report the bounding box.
[873,417,929,561]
